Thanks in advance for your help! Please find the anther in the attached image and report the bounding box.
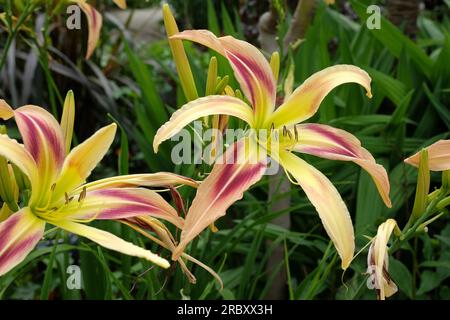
[65,192,70,205]
[78,187,87,203]
[270,123,275,132]
[283,125,288,137]
[286,130,293,140]
[51,183,56,192]
[294,125,299,141]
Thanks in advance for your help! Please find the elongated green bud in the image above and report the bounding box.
[0,126,19,212]
[163,3,198,102]
[235,89,244,100]
[205,57,218,96]
[270,51,280,83]
[61,90,75,154]
[215,75,229,94]
[12,163,30,192]
[203,57,218,127]
[411,149,430,221]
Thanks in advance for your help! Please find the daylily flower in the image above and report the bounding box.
[71,0,127,59]
[0,99,197,276]
[405,140,450,171]
[367,219,399,300]
[153,30,391,268]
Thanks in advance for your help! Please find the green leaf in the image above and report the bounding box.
[389,258,413,299]
[40,233,60,300]
[417,270,442,295]
[124,43,167,127]
[355,159,388,235]
[351,0,433,78]
[366,67,408,107]
[207,0,220,36]
[423,82,450,129]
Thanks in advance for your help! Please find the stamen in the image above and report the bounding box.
[270,123,275,132]
[294,125,299,141]
[282,125,287,137]
[65,192,70,205]
[286,130,293,140]
[78,187,87,203]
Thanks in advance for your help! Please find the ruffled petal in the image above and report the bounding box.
[53,124,116,201]
[13,106,65,206]
[268,65,372,128]
[59,188,183,229]
[278,151,354,269]
[75,173,198,192]
[0,208,45,276]
[154,95,254,152]
[171,30,276,125]
[53,219,169,268]
[405,140,450,171]
[173,137,267,259]
[291,123,391,207]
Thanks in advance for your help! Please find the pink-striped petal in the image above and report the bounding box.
[172,138,267,259]
[72,0,103,59]
[52,219,169,268]
[278,151,354,269]
[171,30,276,126]
[59,188,183,229]
[268,65,372,128]
[74,173,198,192]
[404,140,450,171]
[291,123,391,208]
[0,208,45,276]
[154,95,254,153]
[13,106,65,206]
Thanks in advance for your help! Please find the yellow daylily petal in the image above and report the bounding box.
[367,219,399,300]
[113,0,127,9]
[53,123,116,201]
[269,65,372,128]
[0,135,38,192]
[0,99,14,120]
[173,137,267,260]
[278,150,354,269]
[59,188,184,229]
[53,220,169,268]
[404,140,450,171]
[74,172,198,192]
[153,95,255,153]
[0,208,45,276]
[73,0,103,59]
[171,30,276,126]
[291,123,391,207]
[60,90,75,154]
